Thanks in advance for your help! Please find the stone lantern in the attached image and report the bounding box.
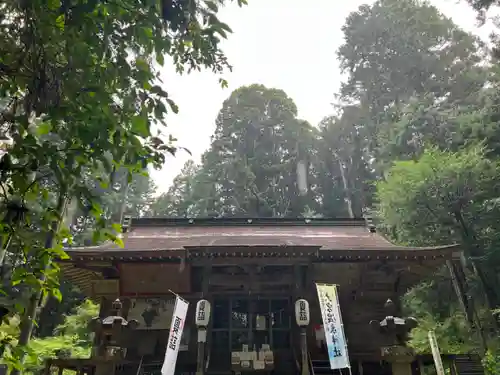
[369,299,418,375]
[91,299,139,375]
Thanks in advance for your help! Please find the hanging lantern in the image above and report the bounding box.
[295,299,310,327]
[195,299,211,327]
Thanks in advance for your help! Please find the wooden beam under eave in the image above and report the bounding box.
[60,263,101,297]
[191,257,311,266]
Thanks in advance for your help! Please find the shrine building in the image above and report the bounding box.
[46,217,483,375]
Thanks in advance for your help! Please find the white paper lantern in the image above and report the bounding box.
[195,299,211,327]
[295,299,310,327]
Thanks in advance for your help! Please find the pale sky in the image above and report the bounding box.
[151,0,496,193]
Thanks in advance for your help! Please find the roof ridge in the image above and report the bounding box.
[64,241,116,251]
[130,217,368,228]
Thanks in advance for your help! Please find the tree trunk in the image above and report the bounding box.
[332,151,354,219]
[12,193,68,375]
[453,210,500,332]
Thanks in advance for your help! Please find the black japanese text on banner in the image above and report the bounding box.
[316,284,350,370]
[161,296,189,375]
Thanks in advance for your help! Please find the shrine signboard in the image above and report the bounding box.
[128,298,175,330]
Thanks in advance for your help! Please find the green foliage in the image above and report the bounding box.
[338,0,486,112]
[403,279,480,354]
[25,300,97,374]
[376,146,500,249]
[483,349,500,375]
[149,160,201,217]
[34,280,84,338]
[316,108,374,218]
[7,0,500,369]
[153,84,320,217]
[0,300,98,373]
[0,300,96,372]
[52,300,98,342]
[377,146,500,353]
[70,169,158,245]
[0,0,246,369]
[26,336,88,374]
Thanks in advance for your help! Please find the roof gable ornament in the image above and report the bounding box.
[122,215,132,233]
[362,209,376,233]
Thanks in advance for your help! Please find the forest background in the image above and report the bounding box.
[2,0,500,373]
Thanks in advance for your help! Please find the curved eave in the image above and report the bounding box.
[60,262,103,297]
[62,244,460,262]
[59,244,459,298]
[318,244,459,258]
[63,248,186,262]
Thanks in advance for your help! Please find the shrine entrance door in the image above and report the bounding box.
[208,295,294,374]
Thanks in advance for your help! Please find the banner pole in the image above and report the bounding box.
[168,289,188,303]
[333,285,352,375]
[135,355,144,375]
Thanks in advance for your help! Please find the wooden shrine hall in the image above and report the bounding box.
[52,217,483,375]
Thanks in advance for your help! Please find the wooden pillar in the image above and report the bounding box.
[358,360,364,375]
[248,266,256,346]
[391,362,413,375]
[417,357,425,375]
[95,363,115,375]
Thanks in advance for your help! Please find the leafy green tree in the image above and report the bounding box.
[0,0,246,369]
[315,106,374,218]
[333,0,500,362]
[27,300,97,374]
[402,273,481,354]
[483,350,500,375]
[159,84,319,218]
[201,84,317,217]
[466,0,497,8]
[0,299,98,373]
[337,0,488,169]
[150,160,202,217]
[376,147,500,345]
[34,281,84,339]
[376,146,500,249]
[373,67,500,173]
[96,169,157,220]
[339,0,486,113]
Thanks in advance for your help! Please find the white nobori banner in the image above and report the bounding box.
[316,284,350,370]
[161,295,189,375]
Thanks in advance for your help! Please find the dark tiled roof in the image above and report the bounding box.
[65,218,459,257]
